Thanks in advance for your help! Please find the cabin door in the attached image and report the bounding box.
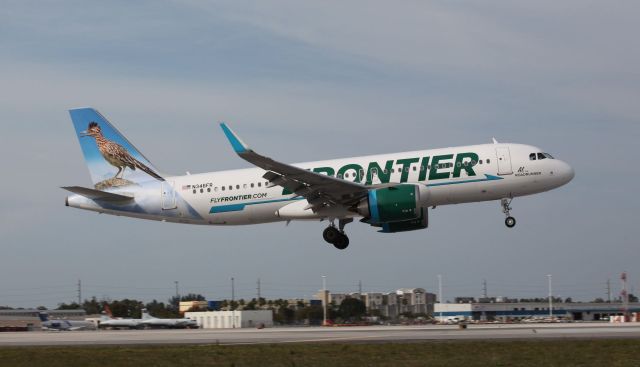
[495,147,513,175]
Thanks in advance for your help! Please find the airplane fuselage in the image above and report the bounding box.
[66,142,574,226]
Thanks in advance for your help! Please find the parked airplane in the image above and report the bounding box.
[38,312,95,331]
[98,305,142,330]
[64,108,574,249]
[139,309,198,329]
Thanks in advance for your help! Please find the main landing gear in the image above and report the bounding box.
[323,218,352,250]
[501,198,516,228]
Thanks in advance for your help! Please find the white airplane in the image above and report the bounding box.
[64,108,574,249]
[98,305,142,330]
[139,309,198,329]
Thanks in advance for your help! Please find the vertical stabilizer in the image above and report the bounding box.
[69,108,164,190]
[103,304,114,318]
[141,308,153,320]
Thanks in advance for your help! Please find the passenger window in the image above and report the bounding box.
[243,184,247,189]
[222,186,225,191]
[383,169,388,174]
[207,188,211,192]
[359,169,364,177]
[413,166,416,171]
[529,153,536,161]
[471,160,477,166]
[257,182,261,187]
[537,153,546,160]
[479,160,483,164]
[487,159,490,164]
[192,189,196,194]
[251,183,254,188]
[457,162,461,168]
[215,187,218,192]
[228,185,232,190]
[404,167,409,172]
[200,188,203,193]
[236,185,240,189]
[371,168,378,176]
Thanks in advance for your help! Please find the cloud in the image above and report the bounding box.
[0,1,639,307]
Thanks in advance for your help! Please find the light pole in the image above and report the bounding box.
[547,274,553,319]
[438,274,443,323]
[231,277,235,328]
[174,281,179,310]
[322,275,327,326]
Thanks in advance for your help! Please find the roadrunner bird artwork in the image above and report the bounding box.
[81,122,164,181]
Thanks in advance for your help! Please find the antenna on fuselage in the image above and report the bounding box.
[492,137,499,144]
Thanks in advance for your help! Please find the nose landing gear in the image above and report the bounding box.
[322,218,352,249]
[501,198,516,228]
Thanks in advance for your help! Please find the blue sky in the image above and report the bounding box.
[0,1,638,307]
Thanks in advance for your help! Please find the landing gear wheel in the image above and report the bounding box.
[333,233,350,250]
[323,226,340,244]
[501,198,516,228]
[505,216,516,228]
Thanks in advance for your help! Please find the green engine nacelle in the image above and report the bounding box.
[357,184,428,225]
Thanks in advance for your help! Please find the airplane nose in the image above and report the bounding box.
[558,161,575,185]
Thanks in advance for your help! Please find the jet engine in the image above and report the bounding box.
[355,184,430,233]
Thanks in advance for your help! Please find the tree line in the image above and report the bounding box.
[51,295,372,324]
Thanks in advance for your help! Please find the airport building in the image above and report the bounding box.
[434,302,640,322]
[185,310,273,329]
[179,301,208,313]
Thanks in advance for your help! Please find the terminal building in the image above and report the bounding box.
[434,302,640,322]
[184,310,273,329]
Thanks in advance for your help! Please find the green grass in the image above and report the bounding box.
[1,339,640,367]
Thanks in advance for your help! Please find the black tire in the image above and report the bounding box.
[333,234,350,250]
[505,216,516,228]
[323,227,340,243]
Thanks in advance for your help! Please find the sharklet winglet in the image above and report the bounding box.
[220,123,250,154]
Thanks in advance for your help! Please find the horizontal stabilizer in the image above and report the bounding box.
[62,186,134,203]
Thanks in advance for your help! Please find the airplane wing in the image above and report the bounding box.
[220,123,369,211]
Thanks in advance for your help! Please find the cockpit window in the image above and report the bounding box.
[536,152,555,160]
